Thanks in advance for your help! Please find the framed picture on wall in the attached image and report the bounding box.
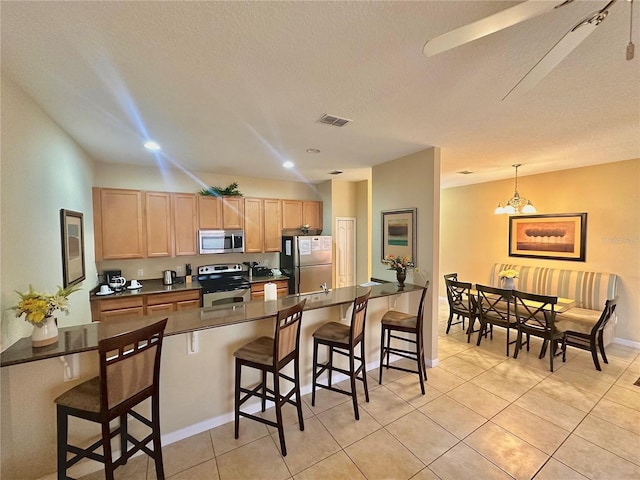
[509,213,587,261]
[60,209,86,287]
[382,208,417,265]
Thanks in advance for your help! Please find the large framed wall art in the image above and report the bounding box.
[509,213,587,261]
[60,209,86,287]
[381,208,417,265]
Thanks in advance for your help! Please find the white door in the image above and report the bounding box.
[335,217,356,288]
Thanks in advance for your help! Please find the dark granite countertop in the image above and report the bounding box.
[245,274,289,284]
[1,282,419,367]
[89,278,202,299]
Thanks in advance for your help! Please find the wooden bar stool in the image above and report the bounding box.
[379,281,430,394]
[234,299,306,457]
[55,318,168,480]
[311,290,370,420]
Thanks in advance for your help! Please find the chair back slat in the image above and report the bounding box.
[445,279,474,315]
[350,290,371,343]
[416,281,430,331]
[99,318,167,412]
[476,284,513,323]
[513,290,557,332]
[275,300,306,363]
[593,297,618,335]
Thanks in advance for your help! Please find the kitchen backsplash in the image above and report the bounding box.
[96,252,279,285]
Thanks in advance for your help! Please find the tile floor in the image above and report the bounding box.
[81,301,640,479]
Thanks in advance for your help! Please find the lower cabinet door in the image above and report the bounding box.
[101,306,145,321]
[176,299,201,310]
[146,303,175,315]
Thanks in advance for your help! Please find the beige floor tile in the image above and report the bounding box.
[317,399,382,448]
[490,360,549,387]
[531,377,601,412]
[574,414,640,465]
[438,355,487,380]
[550,364,615,396]
[615,368,640,393]
[368,361,410,386]
[563,351,629,379]
[275,416,340,475]
[358,385,414,426]
[422,367,465,393]
[604,344,640,363]
[261,400,315,434]
[148,431,214,478]
[301,381,351,414]
[591,398,640,435]
[447,382,510,419]
[429,442,512,480]
[533,458,588,479]
[169,458,219,480]
[293,451,366,480]
[514,388,586,431]
[604,385,640,411]
[470,369,533,402]
[492,404,570,455]
[209,416,269,456]
[410,467,441,480]
[384,373,443,408]
[77,454,148,480]
[216,436,290,480]
[419,395,487,439]
[457,347,507,370]
[385,410,458,465]
[465,422,548,480]
[345,429,424,480]
[554,434,640,479]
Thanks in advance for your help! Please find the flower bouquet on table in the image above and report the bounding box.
[498,269,518,290]
[12,284,81,347]
[382,254,414,273]
[498,269,519,279]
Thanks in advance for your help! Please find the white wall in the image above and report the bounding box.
[1,76,97,349]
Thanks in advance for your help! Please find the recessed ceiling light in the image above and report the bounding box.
[283,161,295,169]
[144,140,161,151]
[306,148,321,154]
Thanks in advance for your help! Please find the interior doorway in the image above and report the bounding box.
[335,217,356,288]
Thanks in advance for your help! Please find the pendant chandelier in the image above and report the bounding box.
[494,164,537,215]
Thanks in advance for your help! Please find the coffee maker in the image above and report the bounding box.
[103,269,122,285]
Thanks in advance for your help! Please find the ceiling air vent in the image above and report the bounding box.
[318,114,351,127]
[457,170,474,175]
[329,170,343,175]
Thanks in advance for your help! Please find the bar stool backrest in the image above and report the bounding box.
[99,319,167,414]
[275,299,306,364]
[350,290,371,345]
[416,281,431,332]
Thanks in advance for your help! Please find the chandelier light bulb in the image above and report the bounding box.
[494,164,536,215]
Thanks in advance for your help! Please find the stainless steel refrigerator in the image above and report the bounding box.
[280,235,333,295]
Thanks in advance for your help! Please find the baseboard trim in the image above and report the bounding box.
[612,337,640,350]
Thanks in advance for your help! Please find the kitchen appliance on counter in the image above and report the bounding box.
[280,235,333,295]
[103,269,122,285]
[198,229,245,254]
[198,263,251,307]
[163,270,177,285]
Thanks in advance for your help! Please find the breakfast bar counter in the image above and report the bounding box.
[1,282,427,479]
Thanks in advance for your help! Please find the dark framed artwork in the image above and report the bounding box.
[381,208,417,265]
[509,213,587,261]
[60,209,86,287]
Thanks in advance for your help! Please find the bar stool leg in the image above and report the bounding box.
[294,356,305,431]
[273,372,287,456]
[378,327,385,385]
[57,406,68,480]
[151,396,165,480]
[102,421,115,480]
[234,359,241,439]
[261,371,267,412]
[360,340,369,403]
[120,413,128,465]
[328,346,334,387]
[311,340,318,407]
[349,350,359,420]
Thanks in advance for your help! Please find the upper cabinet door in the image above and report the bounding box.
[282,200,303,229]
[302,201,323,230]
[95,188,145,260]
[198,196,222,229]
[222,197,244,230]
[263,199,282,252]
[244,197,264,253]
[145,191,172,257]
[173,193,198,256]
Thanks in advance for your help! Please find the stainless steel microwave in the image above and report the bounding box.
[198,230,245,254]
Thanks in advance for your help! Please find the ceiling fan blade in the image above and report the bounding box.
[423,0,573,57]
[503,1,615,100]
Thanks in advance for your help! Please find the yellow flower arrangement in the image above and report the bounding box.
[382,254,414,273]
[12,284,81,326]
[498,269,519,279]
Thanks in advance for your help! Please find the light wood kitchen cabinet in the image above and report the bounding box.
[250,279,289,300]
[145,191,172,257]
[244,197,264,253]
[281,200,322,231]
[263,199,282,252]
[173,193,198,256]
[146,291,202,310]
[198,196,222,229]
[91,295,145,322]
[146,303,174,316]
[176,299,201,310]
[222,197,244,229]
[93,188,145,260]
[91,289,201,321]
[101,307,145,321]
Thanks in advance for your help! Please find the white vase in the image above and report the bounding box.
[31,316,58,347]
[502,277,516,290]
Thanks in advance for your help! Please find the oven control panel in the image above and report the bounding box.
[198,263,242,275]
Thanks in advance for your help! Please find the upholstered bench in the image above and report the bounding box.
[490,263,619,345]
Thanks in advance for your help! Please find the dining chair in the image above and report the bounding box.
[444,278,479,342]
[475,284,518,356]
[312,290,371,420]
[234,299,306,457]
[379,281,430,394]
[557,297,618,371]
[55,318,168,480]
[512,290,562,372]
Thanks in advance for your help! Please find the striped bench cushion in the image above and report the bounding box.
[490,263,618,311]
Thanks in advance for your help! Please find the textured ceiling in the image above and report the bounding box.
[2,1,639,188]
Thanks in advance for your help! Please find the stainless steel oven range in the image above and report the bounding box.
[198,263,251,307]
